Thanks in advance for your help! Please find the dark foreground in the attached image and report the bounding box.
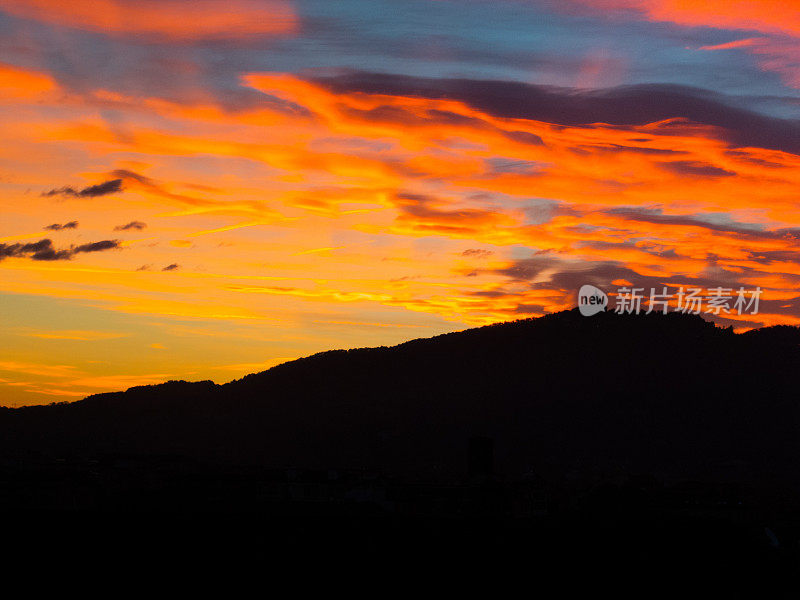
[3,310,800,593]
[2,454,799,595]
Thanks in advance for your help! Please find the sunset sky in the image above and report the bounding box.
[2,0,800,405]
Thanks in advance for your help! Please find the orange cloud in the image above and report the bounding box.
[26,330,128,341]
[0,0,297,41]
[5,61,800,406]
[568,1,800,37]
[0,62,56,100]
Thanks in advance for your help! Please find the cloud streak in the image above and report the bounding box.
[0,0,298,42]
[43,221,78,231]
[0,238,121,261]
[114,220,147,231]
[315,71,800,156]
[43,179,123,198]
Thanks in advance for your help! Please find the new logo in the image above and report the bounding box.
[578,284,607,316]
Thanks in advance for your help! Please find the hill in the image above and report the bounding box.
[5,308,800,590]
[2,308,799,484]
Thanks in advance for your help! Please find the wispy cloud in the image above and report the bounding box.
[43,179,123,198]
[0,238,121,261]
[114,220,147,231]
[26,330,128,341]
[43,221,78,231]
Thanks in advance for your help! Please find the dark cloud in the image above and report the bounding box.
[425,108,487,127]
[341,104,492,131]
[43,221,79,231]
[574,239,681,260]
[339,101,545,147]
[493,254,800,301]
[659,161,736,178]
[393,192,504,228]
[315,72,800,156]
[0,238,120,261]
[496,254,565,282]
[603,207,800,242]
[745,250,800,265]
[576,144,685,156]
[462,248,494,258]
[43,187,78,198]
[3,239,72,261]
[80,179,124,197]
[472,289,511,298]
[114,220,147,231]
[162,263,180,271]
[43,179,124,198]
[109,169,214,207]
[514,303,547,315]
[74,240,120,253]
[485,158,543,175]
[485,253,800,326]
[725,150,787,169]
[111,170,152,185]
[501,130,545,145]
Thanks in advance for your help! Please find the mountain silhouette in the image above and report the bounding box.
[2,308,799,485]
[5,308,800,593]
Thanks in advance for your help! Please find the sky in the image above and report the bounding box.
[2,0,800,406]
